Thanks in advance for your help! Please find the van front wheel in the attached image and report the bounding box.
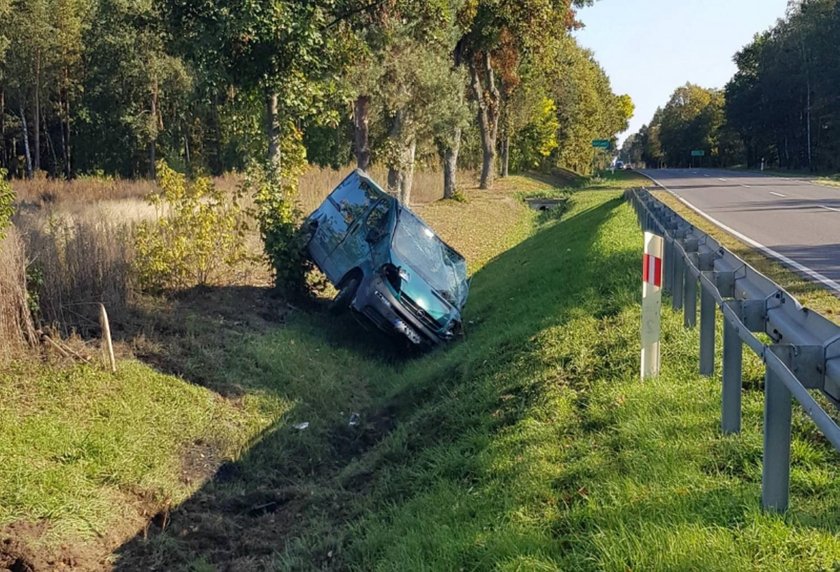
[329,277,360,315]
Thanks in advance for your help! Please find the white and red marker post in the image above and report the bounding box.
[641,231,664,379]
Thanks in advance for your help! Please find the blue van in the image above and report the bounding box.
[304,170,469,345]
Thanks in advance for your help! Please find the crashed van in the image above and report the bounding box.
[304,170,469,346]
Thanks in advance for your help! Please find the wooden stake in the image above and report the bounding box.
[99,304,116,373]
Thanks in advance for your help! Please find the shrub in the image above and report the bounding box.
[134,162,248,291]
[248,128,312,297]
[0,170,13,239]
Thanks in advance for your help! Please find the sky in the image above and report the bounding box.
[574,0,789,145]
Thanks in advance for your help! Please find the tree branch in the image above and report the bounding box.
[323,0,389,31]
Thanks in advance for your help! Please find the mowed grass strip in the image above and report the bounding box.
[278,186,839,570]
[0,361,283,547]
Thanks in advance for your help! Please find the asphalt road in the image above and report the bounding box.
[638,168,840,294]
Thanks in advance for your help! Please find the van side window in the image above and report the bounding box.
[365,201,390,238]
[330,178,380,225]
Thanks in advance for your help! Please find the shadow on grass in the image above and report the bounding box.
[109,195,632,569]
[113,191,840,569]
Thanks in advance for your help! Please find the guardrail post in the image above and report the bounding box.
[699,277,716,376]
[672,247,685,311]
[663,238,673,292]
[684,264,697,328]
[763,346,793,513]
[722,301,743,434]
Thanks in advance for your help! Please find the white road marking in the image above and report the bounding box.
[718,178,728,182]
[819,205,840,213]
[637,171,840,296]
[741,185,751,188]
[769,191,786,198]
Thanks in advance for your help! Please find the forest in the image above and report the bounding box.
[623,0,840,172]
[0,0,632,203]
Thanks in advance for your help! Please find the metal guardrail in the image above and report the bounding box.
[626,187,840,513]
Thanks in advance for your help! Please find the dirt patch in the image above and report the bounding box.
[180,439,223,487]
[0,521,97,571]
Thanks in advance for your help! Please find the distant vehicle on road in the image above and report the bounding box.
[615,160,625,169]
[304,170,469,346]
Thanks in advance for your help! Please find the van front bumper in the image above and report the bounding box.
[353,275,443,346]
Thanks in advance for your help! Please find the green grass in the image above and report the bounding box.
[117,173,840,570]
[0,361,282,545]
[5,170,840,569]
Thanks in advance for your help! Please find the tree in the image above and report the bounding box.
[78,0,191,177]
[458,0,593,189]
[4,0,54,177]
[163,0,348,176]
[656,83,724,167]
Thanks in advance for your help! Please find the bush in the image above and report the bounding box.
[0,170,13,239]
[134,162,248,291]
[248,128,312,297]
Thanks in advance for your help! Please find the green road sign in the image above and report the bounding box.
[592,139,610,149]
[691,149,705,157]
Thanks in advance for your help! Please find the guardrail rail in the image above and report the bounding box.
[626,187,840,513]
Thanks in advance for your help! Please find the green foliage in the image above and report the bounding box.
[247,128,312,296]
[134,162,248,291]
[0,170,13,239]
[512,97,560,170]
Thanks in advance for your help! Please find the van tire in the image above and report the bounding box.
[329,276,360,315]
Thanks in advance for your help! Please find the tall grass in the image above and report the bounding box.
[5,164,475,338]
[19,212,135,336]
[0,229,37,360]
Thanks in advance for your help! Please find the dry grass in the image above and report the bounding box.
[0,229,37,360]
[16,211,135,337]
[5,164,476,339]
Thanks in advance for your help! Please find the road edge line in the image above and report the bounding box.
[635,170,840,296]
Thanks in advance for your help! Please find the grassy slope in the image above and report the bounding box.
[5,171,840,570]
[328,181,840,571]
[0,361,281,551]
[117,171,840,571]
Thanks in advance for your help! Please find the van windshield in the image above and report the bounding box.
[392,210,468,308]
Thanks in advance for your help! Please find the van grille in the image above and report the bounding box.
[400,294,441,332]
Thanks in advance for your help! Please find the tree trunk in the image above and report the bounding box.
[19,105,32,179]
[501,134,510,178]
[386,110,416,204]
[33,51,41,175]
[149,79,158,178]
[400,138,416,205]
[441,127,461,199]
[266,91,281,174]
[353,94,371,170]
[63,68,72,179]
[470,52,500,190]
[0,87,5,171]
